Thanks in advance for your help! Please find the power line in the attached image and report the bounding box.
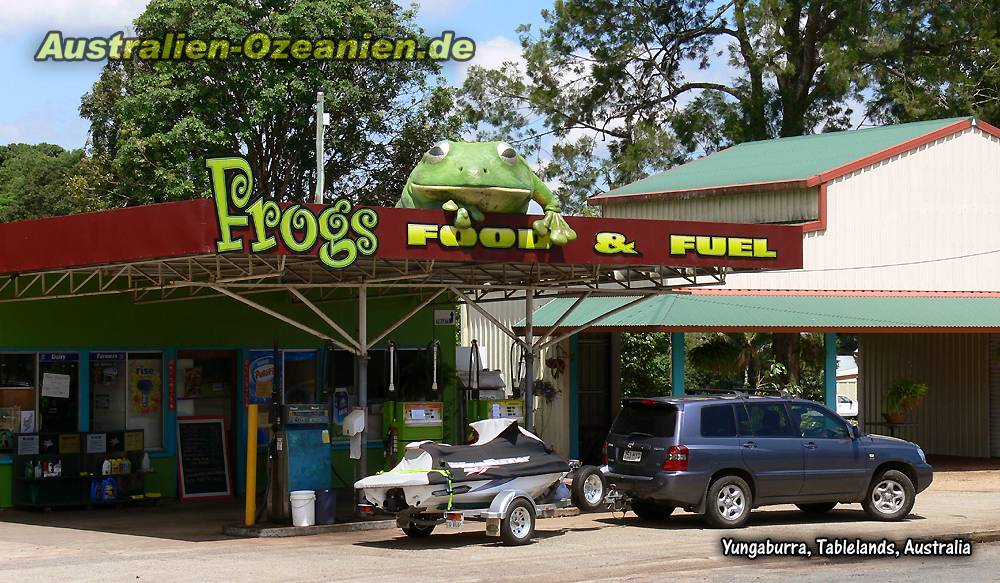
[776,247,1000,273]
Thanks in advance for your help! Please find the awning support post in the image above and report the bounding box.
[358,284,369,478]
[524,288,534,432]
[670,332,685,396]
[824,332,837,409]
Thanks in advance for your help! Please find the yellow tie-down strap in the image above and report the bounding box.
[375,468,455,510]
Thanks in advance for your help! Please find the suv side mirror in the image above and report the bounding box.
[850,425,862,440]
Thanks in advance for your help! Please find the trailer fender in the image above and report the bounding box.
[483,489,533,537]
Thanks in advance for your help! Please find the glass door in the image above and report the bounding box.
[38,353,79,433]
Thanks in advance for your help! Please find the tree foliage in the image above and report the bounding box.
[0,144,98,222]
[458,0,873,212]
[865,0,1000,124]
[80,0,462,207]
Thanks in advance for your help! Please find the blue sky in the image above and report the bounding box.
[0,1,547,149]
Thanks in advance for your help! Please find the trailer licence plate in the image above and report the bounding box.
[622,450,642,462]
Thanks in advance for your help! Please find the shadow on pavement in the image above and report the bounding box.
[354,525,602,549]
[594,508,926,530]
[0,499,242,542]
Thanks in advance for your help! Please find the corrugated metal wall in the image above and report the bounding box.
[459,297,552,382]
[990,334,1000,457]
[459,297,572,455]
[859,333,990,457]
[602,188,818,223]
[723,127,1000,291]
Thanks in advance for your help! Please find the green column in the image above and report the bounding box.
[824,333,837,409]
[671,332,685,396]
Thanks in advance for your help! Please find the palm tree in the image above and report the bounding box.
[687,333,776,388]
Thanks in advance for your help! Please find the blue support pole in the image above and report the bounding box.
[824,333,837,409]
[78,350,90,432]
[670,332,685,396]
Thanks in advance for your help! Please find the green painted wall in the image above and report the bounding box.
[0,465,10,507]
[145,456,177,498]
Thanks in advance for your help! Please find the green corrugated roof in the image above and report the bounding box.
[519,293,1000,330]
[595,117,969,198]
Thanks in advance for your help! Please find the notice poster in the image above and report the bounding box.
[59,433,80,454]
[86,432,107,454]
[17,434,39,455]
[19,410,35,433]
[41,373,71,399]
[129,360,162,416]
[124,430,143,452]
[246,351,274,405]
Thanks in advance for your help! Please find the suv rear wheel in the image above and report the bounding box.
[631,501,675,521]
[703,475,752,528]
[862,469,915,521]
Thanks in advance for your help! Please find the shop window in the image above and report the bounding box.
[177,352,236,429]
[90,352,163,449]
[0,354,36,452]
[38,353,79,433]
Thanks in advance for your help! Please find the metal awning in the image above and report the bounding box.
[518,291,1000,333]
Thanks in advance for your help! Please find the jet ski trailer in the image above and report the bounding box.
[355,418,610,545]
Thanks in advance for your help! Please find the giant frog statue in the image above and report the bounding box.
[396,140,578,245]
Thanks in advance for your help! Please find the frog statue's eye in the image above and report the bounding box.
[497,142,518,164]
[426,140,450,164]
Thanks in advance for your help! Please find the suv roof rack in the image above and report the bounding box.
[683,387,791,399]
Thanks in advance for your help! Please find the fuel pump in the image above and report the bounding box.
[382,340,444,467]
[460,340,524,440]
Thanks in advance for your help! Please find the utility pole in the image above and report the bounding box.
[314,91,326,204]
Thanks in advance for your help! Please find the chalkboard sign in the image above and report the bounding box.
[176,417,231,499]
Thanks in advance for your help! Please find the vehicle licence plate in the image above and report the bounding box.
[622,450,642,462]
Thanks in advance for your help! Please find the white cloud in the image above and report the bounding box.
[0,0,147,36]
[457,35,524,82]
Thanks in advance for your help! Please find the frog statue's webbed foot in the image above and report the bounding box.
[532,211,578,246]
[442,199,485,229]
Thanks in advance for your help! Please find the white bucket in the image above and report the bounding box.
[289,490,316,527]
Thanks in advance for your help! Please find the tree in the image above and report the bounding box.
[865,0,1000,125]
[458,0,871,211]
[81,0,462,207]
[620,332,671,396]
[0,144,92,222]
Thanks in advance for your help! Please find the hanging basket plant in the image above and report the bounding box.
[534,379,560,403]
[883,379,929,424]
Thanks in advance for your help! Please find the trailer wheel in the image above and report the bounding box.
[571,465,607,512]
[401,522,435,538]
[500,499,536,546]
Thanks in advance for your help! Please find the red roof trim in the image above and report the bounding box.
[799,182,827,234]
[515,324,1000,334]
[680,289,1000,298]
[807,118,974,186]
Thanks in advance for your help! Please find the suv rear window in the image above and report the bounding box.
[610,401,677,438]
[700,405,737,437]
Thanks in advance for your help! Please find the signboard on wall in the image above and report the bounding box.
[246,351,274,405]
[176,416,232,499]
[207,156,804,272]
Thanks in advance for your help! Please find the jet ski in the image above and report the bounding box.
[356,418,571,513]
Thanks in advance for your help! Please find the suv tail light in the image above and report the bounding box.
[662,445,689,471]
[601,441,608,465]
